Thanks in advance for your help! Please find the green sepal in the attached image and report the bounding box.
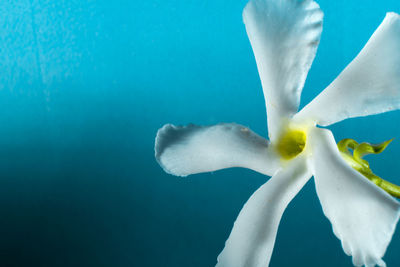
[337,138,400,198]
[353,139,393,168]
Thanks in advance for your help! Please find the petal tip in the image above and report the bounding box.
[155,124,173,159]
[154,123,190,177]
[386,11,400,19]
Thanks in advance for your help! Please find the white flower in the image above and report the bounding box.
[154,0,400,266]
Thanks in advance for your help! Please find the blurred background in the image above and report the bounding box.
[0,0,399,266]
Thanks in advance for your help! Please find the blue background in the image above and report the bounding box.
[1,0,400,266]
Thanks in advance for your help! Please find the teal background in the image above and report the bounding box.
[0,0,400,266]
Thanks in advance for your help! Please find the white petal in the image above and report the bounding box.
[243,0,323,140]
[296,13,400,126]
[155,123,280,177]
[310,128,400,267]
[216,156,311,267]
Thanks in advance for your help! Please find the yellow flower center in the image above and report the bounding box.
[276,128,306,160]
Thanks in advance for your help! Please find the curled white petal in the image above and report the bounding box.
[243,0,323,140]
[216,156,311,267]
[155,123,280,177]
[296,13,400,126]
[310,128,400,267]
